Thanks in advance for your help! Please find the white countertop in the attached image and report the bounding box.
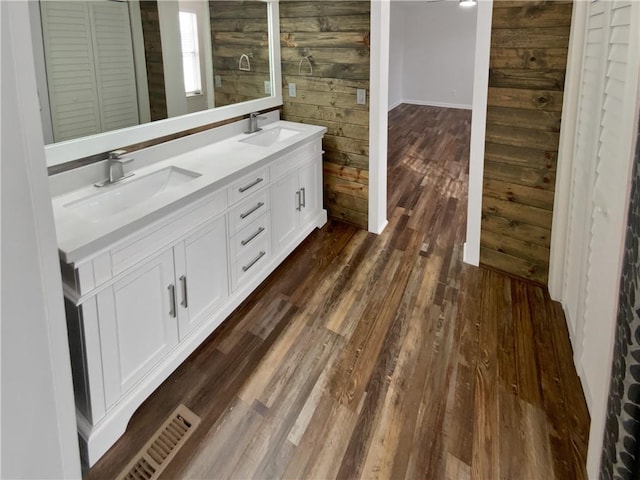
[51,120,326,264]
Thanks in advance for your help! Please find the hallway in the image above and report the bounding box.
[88,105,590,480]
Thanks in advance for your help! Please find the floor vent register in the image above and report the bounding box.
[116,404,201,480]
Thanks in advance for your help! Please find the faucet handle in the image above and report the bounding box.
[108,149,127,161]
[108,150,133,164]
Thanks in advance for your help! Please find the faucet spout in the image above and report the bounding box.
[95,150,135,187]
[245,112,266,134]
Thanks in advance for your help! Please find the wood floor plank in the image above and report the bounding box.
[471,270,502,480]
[86,104,589,480]
[498,388,555,480]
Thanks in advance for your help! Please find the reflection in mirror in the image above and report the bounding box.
[209,1,270,107]
[33,0,272,145]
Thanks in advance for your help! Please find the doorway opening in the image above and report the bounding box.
[386,1,478,237]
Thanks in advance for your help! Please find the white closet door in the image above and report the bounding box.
[40,1,139,142]
[89,1,140,133]
[563,0,608,354]
[40,1,101,142]
[582,0,637,430]
[561,0,639,476]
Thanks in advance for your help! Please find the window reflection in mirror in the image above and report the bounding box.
[32,0,272,145]
[179,11,203,96]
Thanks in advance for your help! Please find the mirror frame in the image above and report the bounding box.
[44,0,282,167]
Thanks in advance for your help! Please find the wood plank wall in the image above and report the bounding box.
[480,0,573,285]
[210,1,271,107]
[140,1,167,121]
[279,1,371,229]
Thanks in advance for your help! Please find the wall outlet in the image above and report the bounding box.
[264,80,271,94]
[215,75,221,88]
[357,88,366,105]
[451,89,457,97]
[289,83,297,98]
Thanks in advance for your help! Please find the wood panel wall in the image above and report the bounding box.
[480,0,573,285]
[210,1,271,107]
[140,1,167,121]
[279,1,370,229]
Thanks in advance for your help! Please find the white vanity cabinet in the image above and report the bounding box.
[55,123,327,468]
[96,248,179,407]
[65,214,229,422]
[173,217,229,339]
[271,141,323,255]
[99,216,229,401]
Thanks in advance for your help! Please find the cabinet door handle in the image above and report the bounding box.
[168,284,177,318]
[300,187,306,208]
[296,190,301,211]
[242,251,266,272]
[238,177,263,193]
[240,201,265,219]
[241,226,265,246]
[179,275,188,308]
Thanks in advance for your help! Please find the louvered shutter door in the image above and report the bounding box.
[90,1,140,133]
[563,0,608,348]
[40,1,139,142]
[581,0,636,417]
[561,1,639,475]
[40,1,102,142]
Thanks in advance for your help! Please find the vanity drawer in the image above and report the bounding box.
[228,189,270,234]
[270,140,322,180]
[230,235,270,291]
[108,190,226,283]
[227,167,269,205]
[230,213,270,260]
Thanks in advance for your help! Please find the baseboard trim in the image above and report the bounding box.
[463,241,479,266]
[402,99,473,110]
[388,99,403,111]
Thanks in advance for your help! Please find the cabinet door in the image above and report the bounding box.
[98,249,178,405]
[271,170,300,254]
[174,216,229,339]
[298,158,321,226]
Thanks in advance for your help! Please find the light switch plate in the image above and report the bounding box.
[289,83,297,97]
[357,88,366,105]
[264,80,271,94]
[215,75,221,88]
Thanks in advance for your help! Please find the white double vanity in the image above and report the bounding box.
[50,112,327,466]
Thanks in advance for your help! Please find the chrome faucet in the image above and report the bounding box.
[95,150,134,187]
[245,112,266,134]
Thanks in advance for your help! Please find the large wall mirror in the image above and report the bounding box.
[30,0,282,167]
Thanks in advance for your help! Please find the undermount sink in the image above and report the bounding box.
[240,126,300,147]
[64,166,201,219]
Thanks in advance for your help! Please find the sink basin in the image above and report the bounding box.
[64,166,201,218]
[240,126,300,147]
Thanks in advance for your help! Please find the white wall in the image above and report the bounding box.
[369,0,390,235]
[390,0,477,110]
[1,2,81,478]
[463,0,492,267]
[388,3,405,110]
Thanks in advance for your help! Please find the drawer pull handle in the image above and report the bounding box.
[168,284,177,318]
[238,177,264,193]
[241,226,265,246]
[240,201,264,219]
[301,187,306,208]
[179,275,188,308]
[242,251,266,272]
[296,190,301,211]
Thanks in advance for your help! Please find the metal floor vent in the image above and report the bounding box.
[117,404,201,480]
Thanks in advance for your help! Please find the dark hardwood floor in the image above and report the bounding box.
[88,104,590,480]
